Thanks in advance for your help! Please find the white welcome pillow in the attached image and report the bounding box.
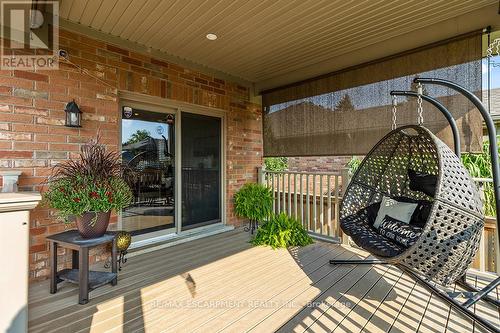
[373,196,418,229]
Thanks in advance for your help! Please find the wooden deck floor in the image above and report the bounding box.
[28,229,499,333]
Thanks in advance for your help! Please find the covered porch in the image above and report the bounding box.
[28,229,499,332]
[1,0,500,332]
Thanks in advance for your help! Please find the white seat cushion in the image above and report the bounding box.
[373,196,418,229]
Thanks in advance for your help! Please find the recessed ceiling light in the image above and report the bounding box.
[206,33,218,41]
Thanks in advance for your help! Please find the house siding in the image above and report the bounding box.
[0,29,262,281]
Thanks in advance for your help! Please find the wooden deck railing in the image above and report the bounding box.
[259,168,499,274]
[259,168,349,242]
[471,177,499,274]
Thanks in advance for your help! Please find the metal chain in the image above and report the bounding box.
[416,83,424,125]
[486,38,500,58]
[391,95,397,130]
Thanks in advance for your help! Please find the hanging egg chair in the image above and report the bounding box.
[340,124,484,286]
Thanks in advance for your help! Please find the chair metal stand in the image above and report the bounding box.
[329,259,388,265]
[329,260,499,333]
[330,78,500,333]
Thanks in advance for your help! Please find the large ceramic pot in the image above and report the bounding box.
[75,211,111,238]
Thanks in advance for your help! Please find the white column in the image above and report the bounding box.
[0,193,41,333]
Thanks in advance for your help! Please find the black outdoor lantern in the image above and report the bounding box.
[64,100,82,127]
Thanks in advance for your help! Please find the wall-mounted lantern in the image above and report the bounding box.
[64,100,82,128]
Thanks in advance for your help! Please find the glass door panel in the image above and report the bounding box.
[121,108,175,235]
[181,112,221,229]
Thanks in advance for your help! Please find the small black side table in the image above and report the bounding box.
[47,230,117,304]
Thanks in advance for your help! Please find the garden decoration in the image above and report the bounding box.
[43,136,132,238]
[105,230,132,271]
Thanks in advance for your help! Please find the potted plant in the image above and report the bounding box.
[43,137,132,238]
[251,213,313,249]
[234,183,273,233]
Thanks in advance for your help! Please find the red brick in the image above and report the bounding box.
[151,58,169,68]
[14,71,48,82]
[80,35,106,49]
[0,150,33,158]
[0,141,11,149]
[12,124,48,133]
[30,244,46,254]
[35,82,67,94]
[59,29,80,41]
[122,56,142,66]
[0,113,32,123]
[0,76,34,89]
[35,134,66,143]
[106,44,129,56]
[49,143,80,151]
[14,142,48,150]
[0,86,11,95]
[33,99,66,110]
[0,95,33,106]
[14,106,49,116]
[0,131,31,140]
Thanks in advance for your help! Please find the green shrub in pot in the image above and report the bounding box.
[234,183,273,232]
[251,213,313,249]
[43,136,132,238]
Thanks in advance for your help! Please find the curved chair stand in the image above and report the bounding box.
[330,78,500,333]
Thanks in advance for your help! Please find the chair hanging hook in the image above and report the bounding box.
[416,82,424,125]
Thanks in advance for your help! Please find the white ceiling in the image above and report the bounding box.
[59,0,499,91]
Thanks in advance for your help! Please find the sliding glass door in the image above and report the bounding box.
[120,103,224,238]
[121,108,175,235]
[181,112,222,230]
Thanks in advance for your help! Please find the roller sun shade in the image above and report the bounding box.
[262,31,483,157]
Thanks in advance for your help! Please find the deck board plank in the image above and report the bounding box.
[126,243,333,332]
[305,264,392,332]
[331,265,404,333]
[27,229,500,333]
[216,247,367,333]
[160,243,346,333]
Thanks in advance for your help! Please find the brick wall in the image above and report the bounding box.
[0,29,262,281]
[287,156,351,173]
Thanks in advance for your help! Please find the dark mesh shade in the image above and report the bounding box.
[263,32,483,156]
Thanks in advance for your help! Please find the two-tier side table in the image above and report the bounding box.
[47,230,117,304]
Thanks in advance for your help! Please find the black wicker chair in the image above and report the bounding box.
[339,125,483,285]
[330,78,500,333]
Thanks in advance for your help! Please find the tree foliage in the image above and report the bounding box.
[461,137,499,217]
[124,129,151,145]
[264,157,288,172]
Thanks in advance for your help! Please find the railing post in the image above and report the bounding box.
[340,167,351,245]
[257,166,265,185]
[340,167,351,197]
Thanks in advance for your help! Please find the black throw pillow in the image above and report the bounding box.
[408,169,437,197]
[365,201,381,226]
[377,215,422,248]
[412,201,432,228]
